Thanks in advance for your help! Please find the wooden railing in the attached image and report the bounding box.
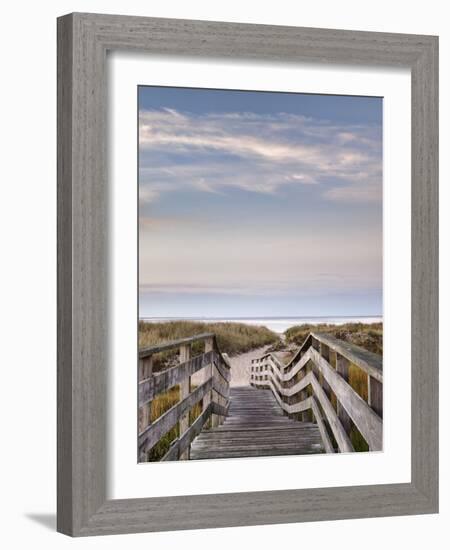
[138,333,231,461]
[250,332,383,453]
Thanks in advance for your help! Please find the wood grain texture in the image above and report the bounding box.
[139,379,212,453]
[57,12,438,536]
[251,341,381,451]
[252,367,355,452]
[57,13,73,535]
[311,397,335,453]
[311,333,382,381]
[190,388,323,459]
[58,11,110,534]
[410,34,439,506]
[162,405,212,461]
[138,349,215,403]
[285,332,382,381]
[310,349,382,450]
[139,332,216,358]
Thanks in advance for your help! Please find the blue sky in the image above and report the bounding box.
[138,86,382,318]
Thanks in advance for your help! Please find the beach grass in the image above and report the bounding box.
[139,319,279,372]
[284,322,383,355]
[146,385,203,461]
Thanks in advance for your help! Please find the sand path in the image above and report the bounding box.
[228,345,271,387]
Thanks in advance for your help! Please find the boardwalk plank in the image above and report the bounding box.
[190,387,324,460]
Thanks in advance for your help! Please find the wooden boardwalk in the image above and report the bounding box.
[138,332,383,461]
[190,386,324,459]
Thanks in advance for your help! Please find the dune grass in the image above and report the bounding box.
[139,320,279,373]
[146,385,203,461]
[139,319,278,354]
[284,322,383,355]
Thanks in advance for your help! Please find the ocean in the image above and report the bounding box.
[139,316,382,334]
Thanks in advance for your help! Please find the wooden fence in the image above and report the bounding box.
[138,333,231,461]
[250,332,383,452]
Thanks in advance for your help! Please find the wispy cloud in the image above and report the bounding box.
[139,108,382,204]
[139,215,203,229]
[322,182,381,202]
[140,277,381,297]
[139,225,382,298]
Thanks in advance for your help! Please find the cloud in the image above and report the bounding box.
[289,174,317,185]
[139,187,161,203]
[139,215,202,229]
[139,225,382,299]
[138,108,382,204]
[322,183,382,203]
[139,278,381,297]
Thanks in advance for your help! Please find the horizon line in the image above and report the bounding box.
[139,314,383,320]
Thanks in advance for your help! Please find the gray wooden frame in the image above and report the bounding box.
[57,12,438,536]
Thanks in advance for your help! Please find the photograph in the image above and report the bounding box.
[1,2,441,543]
[137,86,383,462]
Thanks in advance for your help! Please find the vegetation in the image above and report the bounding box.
[284,322,383,355]
[266,338,289,353]
[147,385,202,461]
[139,320,278,372]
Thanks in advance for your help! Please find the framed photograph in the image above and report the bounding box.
[57,13,438,536]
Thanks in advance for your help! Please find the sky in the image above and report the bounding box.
[138,86,383,319]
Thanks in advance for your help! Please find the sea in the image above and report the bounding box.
[139,316,382,335]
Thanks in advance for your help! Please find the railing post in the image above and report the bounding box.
[179,344,191,460]
[311,337,320,351]
[203,337,215,426]
[330,349,337,369]
[319,342,330,362]
[138,355,153,462]
[319,342,333,402]
[368,375,383,418]
[220,353,231,426]
[335,353,352,435]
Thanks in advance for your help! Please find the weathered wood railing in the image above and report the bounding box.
[138,333,231,461]
[250,332,383,453]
